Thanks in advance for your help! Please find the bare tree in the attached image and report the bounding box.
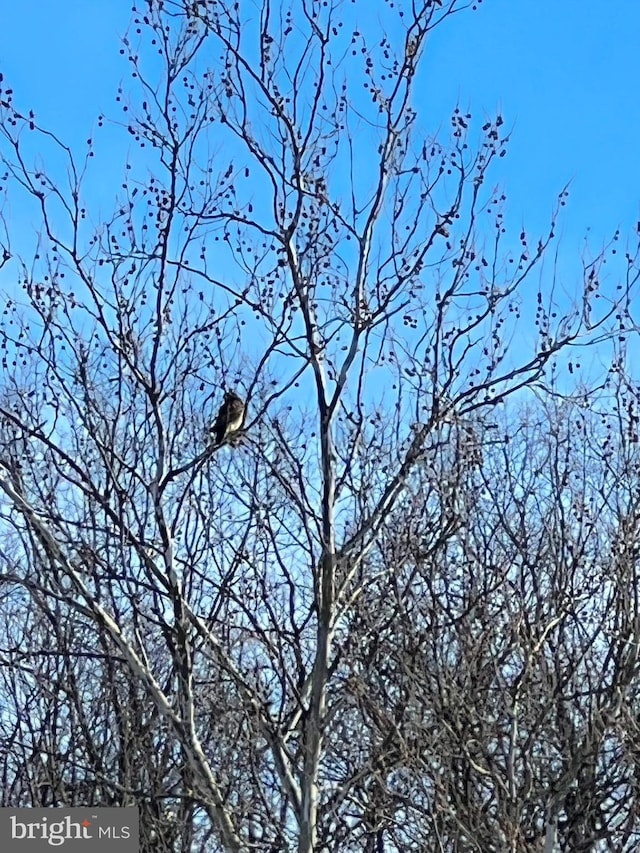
[1,0,639,850]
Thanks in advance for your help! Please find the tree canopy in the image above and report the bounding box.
[1,1,640,851]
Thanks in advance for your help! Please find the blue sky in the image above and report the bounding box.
[429,0,640,245]
[0,0,638,262]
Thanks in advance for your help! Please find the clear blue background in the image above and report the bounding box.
[0,0,638,250]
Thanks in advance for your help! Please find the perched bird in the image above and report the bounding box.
[210,391,246,446]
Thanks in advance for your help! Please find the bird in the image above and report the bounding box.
[210,390,246,446]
